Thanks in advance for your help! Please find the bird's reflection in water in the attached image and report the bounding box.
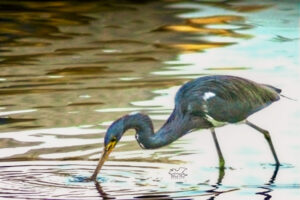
[205,167,225,200]
[93,165,279,199]
[256,165,280,200]
[95,182,115,200]
[206,165,280,200]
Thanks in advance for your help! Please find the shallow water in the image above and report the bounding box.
[0,0,299,199]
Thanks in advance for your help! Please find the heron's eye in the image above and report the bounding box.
[111,136,117,142]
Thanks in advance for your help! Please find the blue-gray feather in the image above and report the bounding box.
[104,75,281,149]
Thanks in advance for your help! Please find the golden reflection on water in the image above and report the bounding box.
[169,43,233,52]
[155,14,252,52]
[187,15,244,24]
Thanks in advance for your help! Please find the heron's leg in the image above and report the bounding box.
[210,128,225,169]
[245,120,280,165]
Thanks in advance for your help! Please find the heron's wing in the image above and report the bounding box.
[205,77,280,123]
[204,94,253,123]
[178,76,280,123]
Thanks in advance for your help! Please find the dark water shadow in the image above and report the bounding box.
[0,117,36,125]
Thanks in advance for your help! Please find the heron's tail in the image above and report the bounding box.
[263,84,296,101]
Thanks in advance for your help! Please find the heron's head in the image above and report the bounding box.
[91,117,125,180]
[104,117,124,147]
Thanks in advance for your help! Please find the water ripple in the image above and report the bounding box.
[0,161,241,200]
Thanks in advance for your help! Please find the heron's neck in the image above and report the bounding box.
[123,111,191,149]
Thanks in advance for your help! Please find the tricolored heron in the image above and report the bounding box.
[91,75,282,180]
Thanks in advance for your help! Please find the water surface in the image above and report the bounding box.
[0,0,299,199]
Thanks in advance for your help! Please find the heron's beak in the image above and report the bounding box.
[90,140,116,180]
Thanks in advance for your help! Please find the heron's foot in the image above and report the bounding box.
[217,162,225,185]
[217,167,225,185]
